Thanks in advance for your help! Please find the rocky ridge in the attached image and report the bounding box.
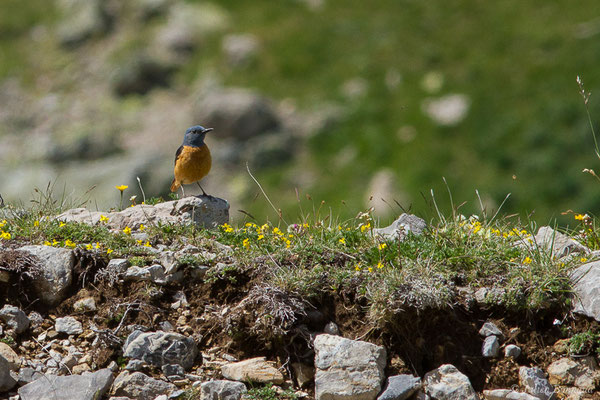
[0,205,599,399]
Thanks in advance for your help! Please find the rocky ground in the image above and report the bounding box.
[0,196,599,399]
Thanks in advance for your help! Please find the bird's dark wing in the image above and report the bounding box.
[174,145,183,165]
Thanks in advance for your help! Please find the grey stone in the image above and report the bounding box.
[107,259,130,274]
[123,330,198,370]
[222,34,260,67]
[0,354,16,392]
[125,359,146,371]
[0,305,30,334]
[423,364,478,400]
[377,374,421,400]
[482,336,500,358]
[55,316,83,335]
[570,261,600,321]
[111,371,176,399]
[17,367,44,385]
[56,196,229,230]
[201,380,247,400]
[324,321,340,335]
[504,345,521,359]
[160,251,179,275]
[18,368,113,400]
[74,297,97,312]
[111,53,176,96]
[161,363,184,378]
[547,356,598,390]
[314,334,386,400]
[0,343,20,371]
[421,94,470,126]
[194,87,279,140]
[17,245,75,306]
[221,357,284,384]
[57,0,111,47]
[518,366,556,400]
[373,214,427,242]
[531,226,589,258]
[483,389,540,400]
[478,322,503,338]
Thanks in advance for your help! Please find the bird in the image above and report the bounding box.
[170,125,214,197]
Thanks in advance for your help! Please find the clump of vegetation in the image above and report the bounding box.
[246,383,298,400]
[569,331,600,356]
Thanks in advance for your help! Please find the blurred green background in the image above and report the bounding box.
[2,0,600,226]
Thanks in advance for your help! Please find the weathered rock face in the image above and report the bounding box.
[18,368,113,400]
[0,343,20,371]
[123,330,198,370]
[17,245,75,306]
[55,195,229,229]
[111,371,176,399]
[423,364,478,400]
[221,357,284,384]
[201,380,248,400]
[531,226,589,258]
[55,316,84,335]
[314,334,387,400]
[570,261,600,322]
[482,336,500,358]
[547,356,599,391]
[482,389,540,400]
[0,354,17,392]
[377,374,422,400]
[518,366,556,400]
[373,214,427,242]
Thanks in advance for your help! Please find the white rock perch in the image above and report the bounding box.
[55,195,229,229]
[570,260,600,322]
[314,334,387,400]
[423,364,478,400]
[18,368,113,400]
[221,357,284,384]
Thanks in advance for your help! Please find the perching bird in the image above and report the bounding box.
[170,125,213,197]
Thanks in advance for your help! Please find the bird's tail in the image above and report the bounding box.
[170,179,181,192]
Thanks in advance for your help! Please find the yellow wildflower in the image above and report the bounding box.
[85,243,93,250]
[52,239,59,246]
[106,248,113,254]
[64,239,76,248]
[99,215,109,223]
[136,240,143,245]
[0,231,11,240]
[368,267,373,273]
[360,223,371,233]
[243,238,250,248]
[257,234,264,241]
[377,261,384,269]
[575,214,586,221]
[285,239,291,248]
[143,241,151,247]
[123,227,132,235]
[59,222,66,227]
[34,220,39,227]
[221,223,234,233]
[378,243,387,250]
[0,220,5,228]
[354,264,361,271]
[44,241,52,246]
[523,257,532,265]
[139,224,146,231]
[580,257,588,263]
[115,185,128,192]
[339,237,346,245]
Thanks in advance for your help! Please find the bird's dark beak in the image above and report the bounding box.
[203,128,214,134]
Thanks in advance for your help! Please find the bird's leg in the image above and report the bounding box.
[197,182,208,197]
[181,186,185,198]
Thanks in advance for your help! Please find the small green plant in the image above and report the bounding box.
[246,383,298,400]
[0,336,15,346]
[176,387,201,400]
[569,331,600,356]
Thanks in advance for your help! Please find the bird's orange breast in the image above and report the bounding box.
[174,145,212,185]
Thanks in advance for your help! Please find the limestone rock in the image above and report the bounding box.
[423,364,478,400]
[111,53,175,96]
[421,94,470,126]
[373,214,427,242]
[0,305,30,334]
[504,345,521,359]
[314,334,387,400]
[518,366,556,400]
[547,356,598,391]
[0,354,16,392]
[194,87,279,140]
[222,34,260,67]
[55,316,84,335]
[111,371,176,399]
[570,261,600,321]
[18,368,113,400]
[483,389,540,400]
[221,357,284,384]
[531,226,588,258]
[0,343,20,371]
[479,322,503,338]
[56,196,229,230]
[201,380,247,400]
[17,245,75,306]
[57,0,111,47]
[482,336,500,358]
[377,375,422,400]
[123,330,198,370]
[74,297,97,312]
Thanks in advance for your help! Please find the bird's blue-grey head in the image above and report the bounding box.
[182,125,213,147]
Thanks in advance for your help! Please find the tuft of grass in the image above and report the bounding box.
[246,383,298,400]
[569,330,600,356]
